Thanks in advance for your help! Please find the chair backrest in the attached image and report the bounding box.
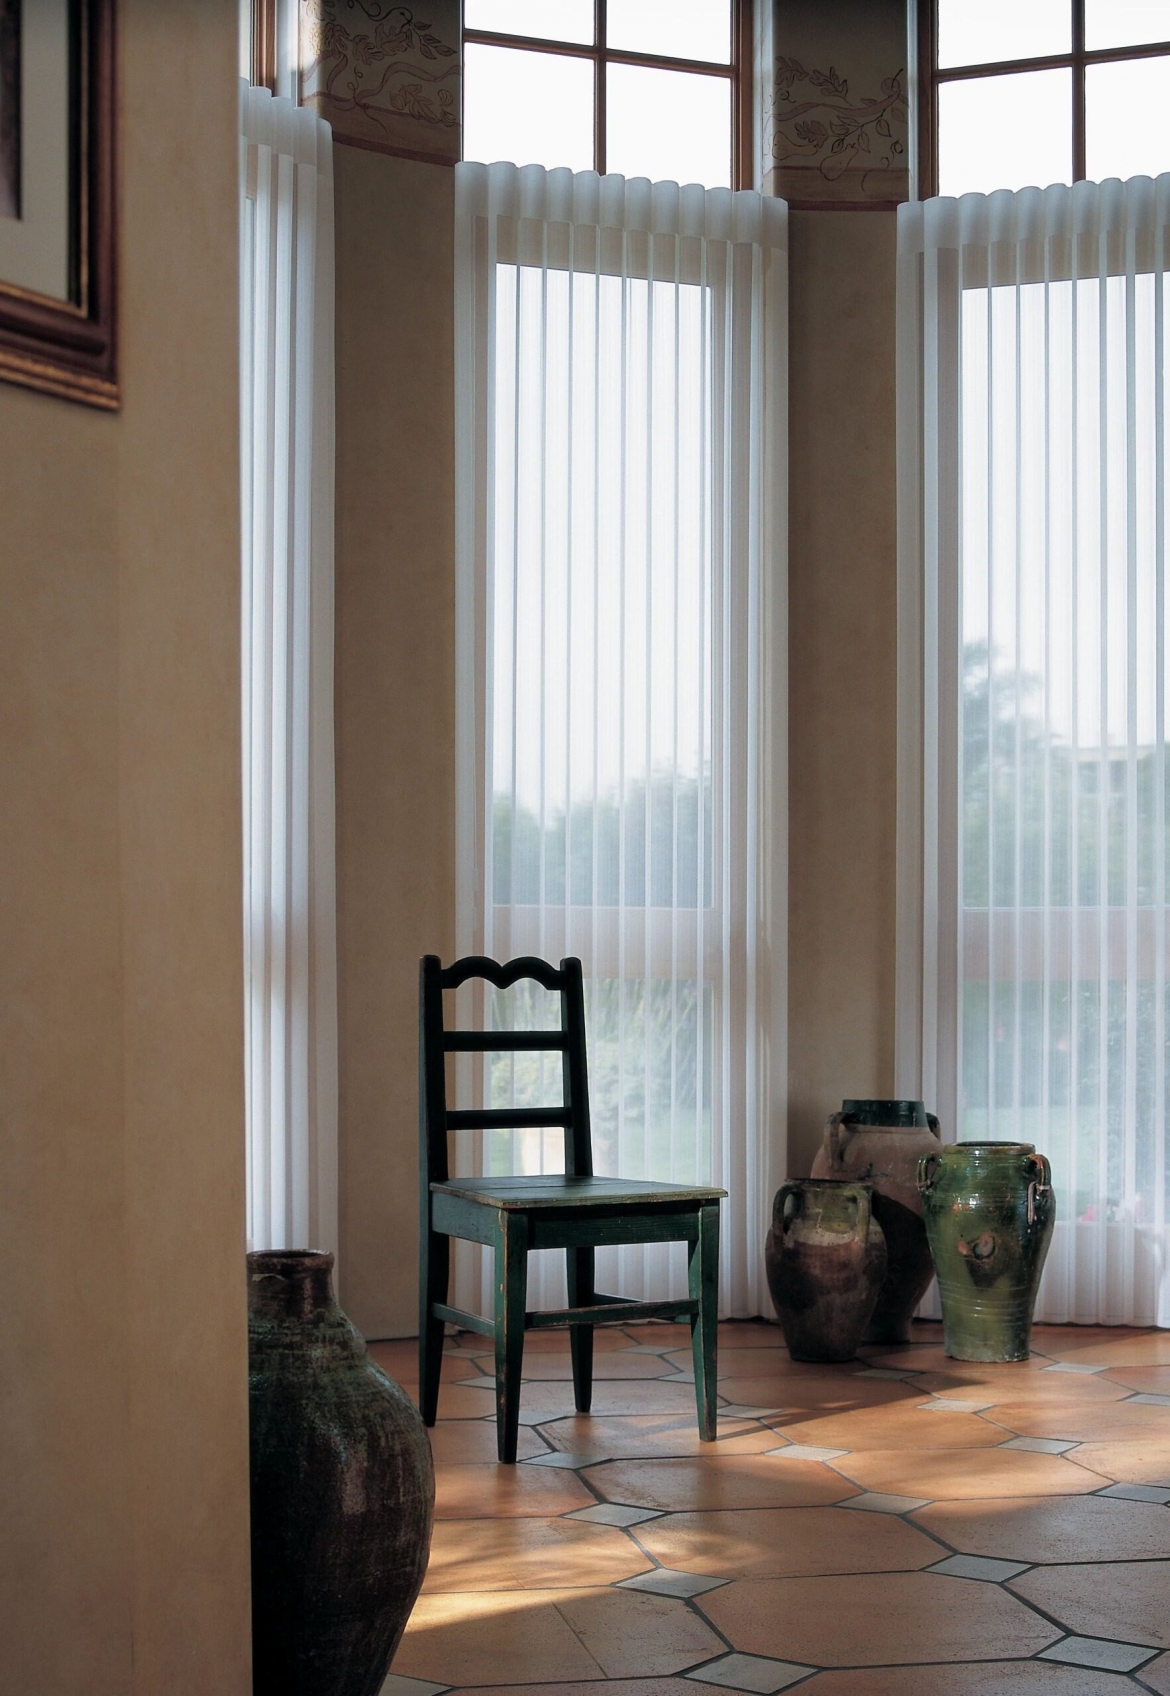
[418,954,593,1189]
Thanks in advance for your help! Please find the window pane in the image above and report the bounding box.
[465,0,594,43]
[938,0,1070,68]
[607,0,731,64]
[938,69,1072,196]
[1085,0,1170,50]
[463,44,594,171]
[606,64,730,187]
[1087,56,1170,179]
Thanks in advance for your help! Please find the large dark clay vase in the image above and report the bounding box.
[248,1250,435,1696]
[765,1179,887,1362]
[918,1143,1055,1362]
[811,1099,941,1343]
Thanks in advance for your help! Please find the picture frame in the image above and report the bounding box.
[0,0,117,409]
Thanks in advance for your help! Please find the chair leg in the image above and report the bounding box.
[494,1211,528,1463]
[688,1201,720,1442]
[567,1245,595,1414]
[418,1223,448,1428]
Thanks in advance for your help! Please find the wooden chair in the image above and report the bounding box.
[419,953,726,1462]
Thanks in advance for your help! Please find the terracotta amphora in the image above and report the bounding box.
[765,1179,887,1363]
[810,1099,941,1343]
[919,1142,1055,1362]
[248,1250,435,1696]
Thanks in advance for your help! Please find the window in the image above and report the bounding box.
[454,164,786,1319]
[463,0,750,189]
[898,172,1170,1324]
[918,0,1170,198]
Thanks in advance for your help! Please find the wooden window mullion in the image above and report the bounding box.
[1072,0,1087,182]
[596,0,607,176]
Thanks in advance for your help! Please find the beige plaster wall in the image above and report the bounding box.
[0,3,252,1691]
[334,145,456,1339]
[786,209,899,1177]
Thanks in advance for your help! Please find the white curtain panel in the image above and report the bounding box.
[454,162,788,1320]
[897,174,1170,1325]
[240,84,339,1260]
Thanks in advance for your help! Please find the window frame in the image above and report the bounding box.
[916,0,1170,198]
[463,0,753,188]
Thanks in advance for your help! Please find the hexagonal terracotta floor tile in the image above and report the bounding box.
[1102,1366,1170,1394]
[989,1397,1170,1442]
[434,1461,594,1519]
[664,1346,815,1379]
[777,1402,1005,1451]
[1010,1559,1170,1649]
[403,1380,509,1420]
[912,1366,1128,1404]
[445,1683,737,1696]
[913,1494,1170,1563]
[1070,1438,1170,1485]
[395,1585,725,1685]
[422,1515,653,1591]
[1046,1331,1170,1368]
[799,1662,1137,1694]
[722,1374,914,1411]
[696,1571,1059,1665]
[584,1454,856,1511]
[635,1503,941,1577]
[1138,1650,1170,1693]
[540,1413,779,1460]
[831,1445,1107,1499]
[518,1353,680,1381]
[425,1419,546,1465]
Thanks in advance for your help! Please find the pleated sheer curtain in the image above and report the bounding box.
[454,162,788,1319]
[898,174,1170,1325]
[240,84,339,1260]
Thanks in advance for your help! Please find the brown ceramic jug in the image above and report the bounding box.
[765,1179,887,1362]
[810,1099,941,1344]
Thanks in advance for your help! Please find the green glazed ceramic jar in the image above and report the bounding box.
[918,1142,1055,1362]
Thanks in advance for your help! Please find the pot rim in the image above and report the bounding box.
[944,1140,1037,1157]
[841,1098,931,1127]
[248,1248,335,1278]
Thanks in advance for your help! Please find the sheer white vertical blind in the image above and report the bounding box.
[240,84,339,1259]
[455,162,788,1319]
[898,174,1170,1324]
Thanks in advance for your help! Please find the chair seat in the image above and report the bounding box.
[433,1174,726,1210]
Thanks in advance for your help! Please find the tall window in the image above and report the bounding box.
[919,0,1170,198]
[899,173,1170,1325]
[455,165,786,1319]
[463,0,749,188]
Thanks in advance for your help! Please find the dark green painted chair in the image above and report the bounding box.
[419,953,726,1463]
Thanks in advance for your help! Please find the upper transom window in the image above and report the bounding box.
[920,0,1170,197]
[463,1,747,189]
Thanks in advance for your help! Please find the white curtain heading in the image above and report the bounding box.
[455,162,788,1319]
[898,174,1170,1325]
[240,84,339,1262]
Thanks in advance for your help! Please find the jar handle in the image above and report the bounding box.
[775,1181,803,1234]
[917,1153,941,1193]
[827,1112,855,1168]
[1026,1153,1052,1226]
[927,1112,941,1141]
[852,1184,872,1241]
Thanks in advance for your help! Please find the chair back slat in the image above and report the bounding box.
[448,1107,572,1132]
[443,1030,568,1053]
[418,953,594,1184]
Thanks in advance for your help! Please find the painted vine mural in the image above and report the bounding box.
[301,0,460,161]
